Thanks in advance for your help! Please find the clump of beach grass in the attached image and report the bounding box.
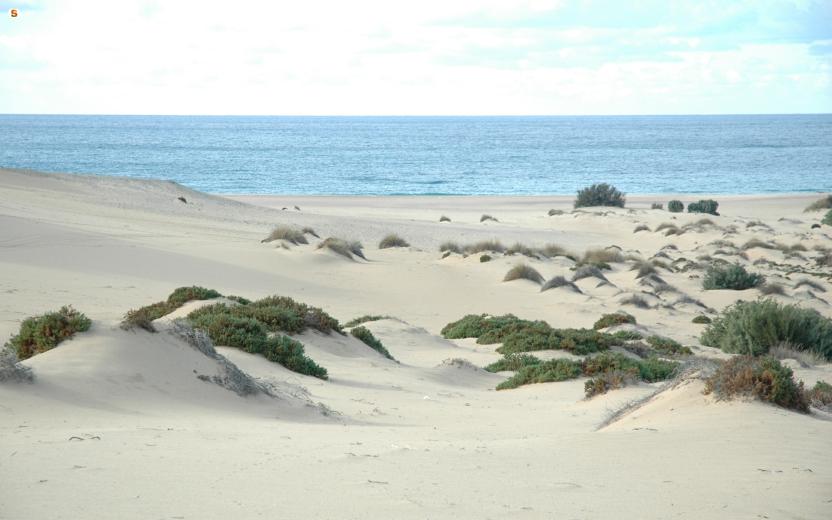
[758,283,786,296]
[350,326,396,361]
[804,194,832,212]
[547,209,564,216]
[503,264,544,284]
[620,294,651,309]
[540,276,581,293]
[439,241,462,254]
[378,233,410,249]
[317,237,366,260]
[439,215,451,222]
[579,248,624,268]
[344,315,393,328]
[593,312,636,330]
[574,183,626,208]
[702,264,764,290]
[261,226,309,245]
[633,224,650,233]
[794,278,826,292]
[302,226,319,238]
[572,265,608,282]
[651,203,663,210]
[480,214,498,223]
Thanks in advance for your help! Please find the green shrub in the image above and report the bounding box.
[122,286,224,332]
[350,326,395,361]
[692,315,712,324]
[480,214,498,222]
[702,264,764,290]
[687,199,719,215]
[8,306,92,360]
[611,330,643,341]
[581,352,678,383]
[704,356,808,412]
[645,335,692,356]
[823,210,832,226]
[485,353,542,372]
[585,370,636,398]
[249,296,341,334]
[480,254,492,263]
[808,380,832,410]
[503,264,544,284]
[496,358,582,390]
[574,183,625,208]
[167,286,222,307]
[668,200,684,213]
[701,299,832,360]
[593,312,636,330]
[262,336,328,379]
[379,233,409,249]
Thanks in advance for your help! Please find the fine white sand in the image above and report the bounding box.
[1,168,831,519]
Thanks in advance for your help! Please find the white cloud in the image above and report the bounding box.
[0,0,829,114]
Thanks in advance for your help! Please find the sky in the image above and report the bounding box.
[0,0,830,115]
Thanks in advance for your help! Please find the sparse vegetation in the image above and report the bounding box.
[704,356,808,412]
[572,265,609,282]
[485,353,542,372]
[701,299,832,360]
[687,199,719,215]
[439,241,462,254]
[804,195,832,212]
[692,315,712,324]
[497,358,582,390]
[343,315,392,328]
[317,237,366,260]
[651,203,663,210]
[480,214,498,223]
[350,326,395,361]
[807,381,832,411]
[758,283,786,296]
[620,294,651,308]
[503,264,544,284]
[122,286,224,332]
[633,224,650,233]
[262,226,308,245]
[742,238,775,250]
[655,222,682,236]
[593,312,636,330]
[547,209,564,216]
[579,248,624,268]
[794,278,825,292]
[7,306,92,360]
[668,200,684,213]
[574,183,626,208]
[439,215,451,222]
[540,276,581,293]
[464,240,506,254]
[823,210,832,226]
[479,254,492,263]
[702,264,764,290]
[378,233,410,249]
[302,226,319,238]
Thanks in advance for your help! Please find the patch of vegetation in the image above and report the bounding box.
[497,358,582,390]
[317,237,366,260]
[547,209,564,216]
[645,335,692,356]
[593,312,636,330]
[668,200,684,213]
[620,294,651,309]
[503,264,544,284]
[692,315,712,324]
[121,286,224,332]
[687,199,719,215]
[823,209,832,226]
[807,381,832,411]
[465,240,506,254]
[302,226,319,238]
[651,203,663,210]
[701,299,832,360]
[7,306,92,361]
[585,370,637,398]
[480,254,492,263]
[540,276,581,293]
[804,195,832,212]
[439,241,462,254]
[262,226,308,245]
[574,183,626,208]
[742,238,775,250]
[480,214,498,223]
[612,330,643,341]
[439,215,451,222]
[378,233,410,249]
[702,264,764,290]
[655,222,682,236]
[572,265,608,282]
[794,278,825,293]
[579,248,624,267]
[484,353,542,372]
[704,356,808,412]
[343,315,392,328]
[633,224,650,233]
[350,326,395,361]
[758,283,786,296]
[441,314,617,355]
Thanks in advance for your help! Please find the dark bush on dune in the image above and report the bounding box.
[378,234,410,249]
[485,353,542,372]
[574,183,625,208]
[704,356,808,412]
[702,264,764,290]
[668,200,684,213]
[692,315,712,324]
[593,312,636,330]
[645,335,692,356]
[317,237,366,260]
[651,203,663,210]
[350,326,396,361]
[687,199,719,215]
[540,276,581,293]
[503,264,544,284]
[122,286,224,332]
[701,299,832,360]
[7,306,91,360]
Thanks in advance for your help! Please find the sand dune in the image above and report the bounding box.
[1,168,831,519]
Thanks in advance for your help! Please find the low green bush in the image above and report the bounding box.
[344,315,391,328]
[574,183,625,208]
[122,286,224,332]
[704,355,808,412]
[585,370,636,398]
[808,380,832,410]
[692,315,712,324]
[8,306,92,360]
[823,209,832,226]
[350,326,395,361]
[645,335,692,356]
[687,199,719,215]
[593,312,636,330]
[497,358,582,390]
[702,264,764,290]
[701,299,832,360]
[668,200,684,213]
[484,353,542,372]
[379,234,409,249]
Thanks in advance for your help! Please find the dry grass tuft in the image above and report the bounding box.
[758,283,786,296]
[580,248,624,267]
[480,214,498,223]
[378,233,410,249]
[547,209,564,216]
[620,294,651,309]
[301,227,319,238]
[633,224,650,233]
[503,264,544,284]
[572,265,608,282]
[439,215,451,222]
[439,241,462,254]
[540,276,582,293]
[262,226,309,245]
[794,278,826,293]
[317,237,366,260]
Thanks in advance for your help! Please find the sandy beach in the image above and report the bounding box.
[1,167,831,519]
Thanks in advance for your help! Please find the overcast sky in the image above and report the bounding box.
[0,0,830,115]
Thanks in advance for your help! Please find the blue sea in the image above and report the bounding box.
[0,114,830,195]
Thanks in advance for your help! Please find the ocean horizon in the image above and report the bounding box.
[1,114,830,195]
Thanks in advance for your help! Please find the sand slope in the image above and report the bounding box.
[1,168,831,519]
